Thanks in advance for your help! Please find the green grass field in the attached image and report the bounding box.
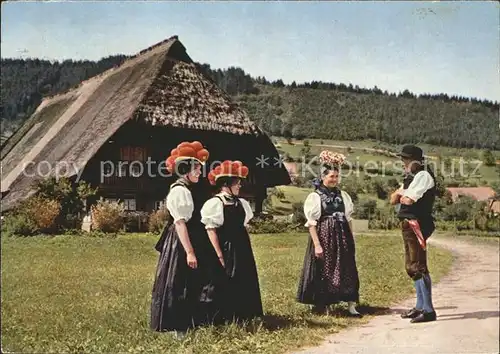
[268,186,387,216]
[1,232,453,354]
[268,185,312,215]
[274,138,499,184]
[274,137,500,160]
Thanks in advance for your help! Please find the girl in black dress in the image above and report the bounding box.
[200,160,263,322]
[297,151,362,317]
[150,141,214,338]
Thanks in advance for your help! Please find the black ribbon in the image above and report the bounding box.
[221,193,239,206]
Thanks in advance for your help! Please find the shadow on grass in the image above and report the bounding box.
[231,313,350,333]
[260,313,339,332]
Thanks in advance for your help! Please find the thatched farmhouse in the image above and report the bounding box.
[1,35,290,214]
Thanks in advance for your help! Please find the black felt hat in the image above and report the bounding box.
[397,144,424,160]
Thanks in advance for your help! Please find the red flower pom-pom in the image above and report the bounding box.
[191,141,203,152]
[177,146,197,159]
[197,148,209,162]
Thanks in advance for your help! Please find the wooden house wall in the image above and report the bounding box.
[80,121,283,212]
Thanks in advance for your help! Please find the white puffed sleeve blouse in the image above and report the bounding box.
[165,186,194,223]
[200,193,254,229]
[303,190,354,227]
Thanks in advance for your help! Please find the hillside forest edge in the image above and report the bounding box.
[1,56,499,151]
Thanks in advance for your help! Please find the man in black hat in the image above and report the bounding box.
[390,144,437,323]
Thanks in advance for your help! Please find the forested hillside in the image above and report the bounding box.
[1,57,498,149]
[236,85,499,149]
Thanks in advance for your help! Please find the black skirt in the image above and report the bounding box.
[213,200,263,322]
[218,226,263,321]
[150,223,221,331]
[297,217,360,305]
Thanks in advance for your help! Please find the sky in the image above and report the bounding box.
[1,1,499,101]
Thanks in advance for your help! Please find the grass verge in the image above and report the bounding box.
[1,232,453,353]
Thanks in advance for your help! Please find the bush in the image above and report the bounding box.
[342,178,368,195]
[22,196,61,233]
[456,220,473,231]
[292,176,307,188]
[268,187,285,200]
[253,212,274,221]
[91,200,125,233]
[354,198,377,219]
[2,214,38,236]
[341,185,358,203]
[482,149,496,166]
[3,196,61,235]
[486,217,500,232]
[291,202,306,224]
[474,213,489,231]
[247,219,296,234]
[436,220,454,231]
[387,178,400,189]
[442,195,477,221]
[300,146,311,157]
[34,177,98,230]
[149,207,171,233]
[369,206,400,230]
[62,214,83,231]
[371,179,389,200]
[436,217,500,233]
[124,211,150,232]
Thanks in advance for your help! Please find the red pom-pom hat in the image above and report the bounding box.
[207,160,249,185]
[166,141,210,172]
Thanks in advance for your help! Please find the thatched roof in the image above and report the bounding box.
[1,36,286,211]
[135,60,260,135]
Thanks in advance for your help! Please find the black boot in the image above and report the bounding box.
[401,308,423,319]
[410,311,437,323]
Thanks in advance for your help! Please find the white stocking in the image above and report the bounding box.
[348,301,360,315]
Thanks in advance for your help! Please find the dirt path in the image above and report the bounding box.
[294,237,499,354]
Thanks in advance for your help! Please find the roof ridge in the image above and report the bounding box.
[20,36,180,109]
[86,35,179,81]
[133,35,179,59]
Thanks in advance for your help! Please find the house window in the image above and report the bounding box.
[103,164,113,175]
[118,164,128,177]
[120,146,147,162]
[124,198,136,211]
[155,200,165,210]
[130,164,142,177]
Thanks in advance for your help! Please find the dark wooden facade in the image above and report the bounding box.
[80,120,277,213]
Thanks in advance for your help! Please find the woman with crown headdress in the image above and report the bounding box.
[296,151,362,317]
[200,160,263,322]
[150,141,214,337]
